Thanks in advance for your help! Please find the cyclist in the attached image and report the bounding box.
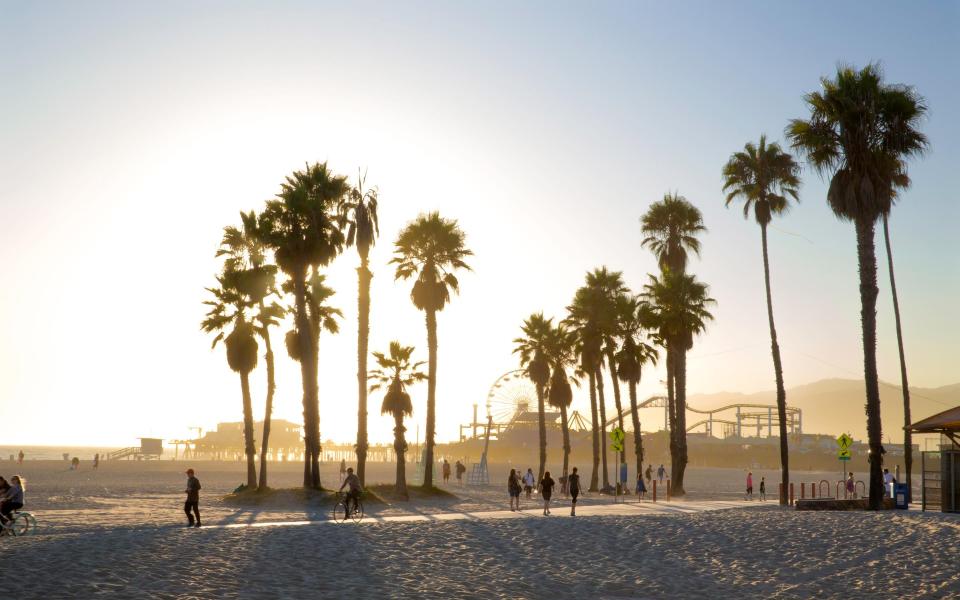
[0,475,25,526]
[338,467,363,516]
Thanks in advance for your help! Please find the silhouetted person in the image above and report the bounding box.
[442,459,451,483]
[93,453,99,469]
[455,460,465,485]
[184,468,201,527]
[636,474,647,502]
[759,477,766,501]
[745,472,753,501]
[846,472,855,499]
[523,468,535,499]
[339,467,363,516]
[645,464,653,485]
[569,467,581,516]
[540,471,555,515]
[508,468,521,511]
[0,475,25,526]
[657,464,665,484]
[17,451,23,465]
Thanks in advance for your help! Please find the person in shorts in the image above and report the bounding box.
[508,469,521,511]
[523,468,535,499]
[745,472,754,501]
[568,467,581,516]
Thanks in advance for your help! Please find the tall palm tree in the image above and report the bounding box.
[219,210,283,490]
[722,135,801,504]
[391,212,473,488]
[565,285,606,492]
[643,269,715,495]
[343,170,380,486]
[201,272,259,488]
[369,341,427,498]
[513,313,553,482]
[259,162,350,488]
[787,64,927,508]
[615,295,660,480]
[640,193,705,493]
[545,323,579,487]
[587,267,630,486]
[882,214,913,496]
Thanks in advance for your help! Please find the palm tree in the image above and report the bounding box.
[787,64,927,508]
[545,322,579,487]
[587,267,630,488]
[643,269,715,495]
[640,193,705,494]
[565,285,606,492]
[513,313,553,482]
[882,214,914,497]
[391,212,473,488]
[615,295,659,480]
[201,272,259,488]
[722,135,801,504]
[343,170,380,486]
[259,162,350,488]
[218,211,284,490]
[369,341,427,498]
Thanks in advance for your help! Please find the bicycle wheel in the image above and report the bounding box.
[350,500,364,523]
[332,501,348,523]
[10,513,30,537]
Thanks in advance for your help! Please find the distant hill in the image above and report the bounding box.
[688,378,960,445]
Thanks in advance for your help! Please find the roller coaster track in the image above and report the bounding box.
[604,395,802,436]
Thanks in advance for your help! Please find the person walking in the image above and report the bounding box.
[846,472,855,499]
[93,453,100,470]
[442,459,451,484]
[645,464,653,485]
[508,468,521,511]
[17,451,23,465]
[184,468,202,528]
[883,468,895,497]
[523,468,535,499]
[657,464,665,485]
[745,472,754,501]
[455,460,465,485]
[540,471,555,515]
[637,474,647,502]
[759,476,766,501]
[569,467,581,516]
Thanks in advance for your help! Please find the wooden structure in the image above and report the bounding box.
[910,406,960,513]
[107,438,164,461]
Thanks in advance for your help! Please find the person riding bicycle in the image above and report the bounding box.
[338,467,363,516]
[0,476,25,526]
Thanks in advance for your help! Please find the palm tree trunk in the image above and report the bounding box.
[883,215,912,497]
[356,258,372,486]
[607,350,626,484]
[423,309,438,488]
[628,379,643,484]
[760,223,790,505]
[257,323,276,491]
[536,383,547,482]
[560,402,571,486]
[394,413,408,498]
[856,217,884,509]
[588,370,600,492]
[673,345,688,496]
[239,371,257,488]
[310,331,321,489]
[666,345,678,483]
[595,365,611,491]
[293,274,318,488]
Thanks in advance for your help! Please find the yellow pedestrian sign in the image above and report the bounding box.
[610,427,625,453]
[837,433,853,450]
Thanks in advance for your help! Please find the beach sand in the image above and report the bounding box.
[2,459,952,598]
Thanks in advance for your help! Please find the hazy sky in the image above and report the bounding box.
[1,1,957,447]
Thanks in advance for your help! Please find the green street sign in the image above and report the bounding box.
[838,448,852,460]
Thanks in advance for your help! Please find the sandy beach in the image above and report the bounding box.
[1,459,954,599]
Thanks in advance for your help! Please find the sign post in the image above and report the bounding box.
[609,427,625,501]
[836,433,853,494]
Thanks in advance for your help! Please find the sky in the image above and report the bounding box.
[0,1,957,447]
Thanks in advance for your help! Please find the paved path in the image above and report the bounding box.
[216,498,773,529]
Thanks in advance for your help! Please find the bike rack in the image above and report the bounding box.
[818,480,830,498]
[856,480,866,499]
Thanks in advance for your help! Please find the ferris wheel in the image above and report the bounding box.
[486,369,538,424]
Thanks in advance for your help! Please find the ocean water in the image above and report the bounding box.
[0,446,121,462]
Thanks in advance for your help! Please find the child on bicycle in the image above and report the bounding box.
[0,476,25,526]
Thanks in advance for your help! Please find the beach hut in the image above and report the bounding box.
[909,406,960,512]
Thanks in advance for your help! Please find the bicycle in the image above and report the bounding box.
[0,511,37,537]
[333,492,364,524]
